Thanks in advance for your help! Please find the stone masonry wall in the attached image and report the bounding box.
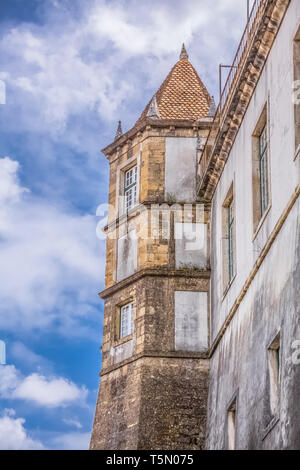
[90,356,209,450]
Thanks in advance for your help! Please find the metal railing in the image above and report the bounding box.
[219,0,268,117]
[198,0,269,186]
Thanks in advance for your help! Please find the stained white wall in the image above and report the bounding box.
[175,222,207,269]
[210,0,300,341]
[117,229,137,282]
[175,291,208,351]
[165,137,197,202]
[207,0,300,449]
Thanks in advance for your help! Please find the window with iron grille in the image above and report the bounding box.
[124,166,137,212]
[259,125,269,216]
[120,303,134,339]
[228,199,235,283]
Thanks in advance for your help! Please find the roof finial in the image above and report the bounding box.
[146,95,160,119]
[208,96,216,117]
[180,43,189,61]
[114,120,123,141]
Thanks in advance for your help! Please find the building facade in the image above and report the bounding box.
[90,0,300,450]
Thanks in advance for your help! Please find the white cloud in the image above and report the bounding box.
[0,157,28,205]
[2,408,16,417]
[51,431,90,450]
[0,413,44,450]
[14,373,88,407]
[0,157,104,336]
[10,342,52,371]
[0,365,21,396]
[0,0,247,141]
[0,364,87,407]
[63,418,83,429]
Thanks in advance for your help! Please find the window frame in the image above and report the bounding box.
[115,153,140,218]
[222,182,236,296]
[258,124,269,216]
[124,165,137,213]
[119,302,134,339]
[228,199,235,283]
[252,103,271,236]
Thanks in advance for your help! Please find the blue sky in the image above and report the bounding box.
[0,0,248,450]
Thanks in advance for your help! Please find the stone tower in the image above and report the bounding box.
[90,45,213,450]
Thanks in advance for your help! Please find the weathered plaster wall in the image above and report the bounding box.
[207,0,300,449]
[165,137,197,202]
[175,222,207,269]
[175,291,208,351]
[117,229,138,282]
[210,0,300,341]
[207,198,300,449]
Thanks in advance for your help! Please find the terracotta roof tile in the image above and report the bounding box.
[135,56,211,126]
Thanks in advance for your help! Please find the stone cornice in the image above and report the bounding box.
[103,200,210,234]
[99,267,211,299]
[198,0,291,201]
[101,117,213,158]
[100,350,209,377]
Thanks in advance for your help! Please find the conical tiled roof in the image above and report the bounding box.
[135,45,211,126]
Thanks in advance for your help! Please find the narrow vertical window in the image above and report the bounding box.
[120,303,134,339]
[228,199,234,283]
[252,104,270,232]
[124,166,137,212]
[258,124,269,216]
[222,183,235,293]
[227,400,237,450]
[268,333,280,416]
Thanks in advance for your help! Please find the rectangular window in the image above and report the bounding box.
[222,183,235,293]
[227,400,237,450]
[120,302,134,339]
[268,333,280,416]
[228,199,235,282]
[124,166,137,212]
[258,124,269,215]
[252,104,270,232]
